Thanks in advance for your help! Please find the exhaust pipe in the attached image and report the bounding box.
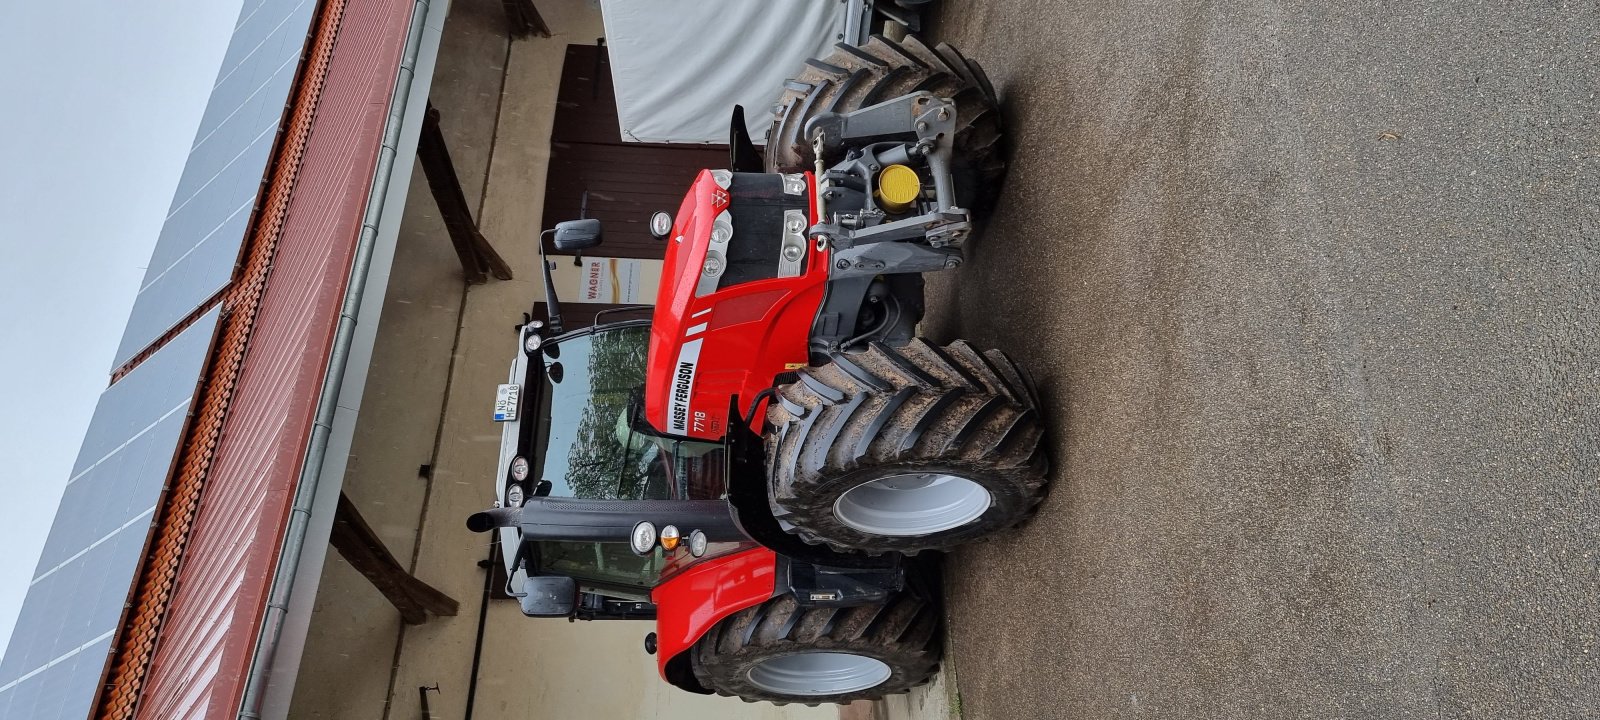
[466,506,518,533]
[466,497,746,543]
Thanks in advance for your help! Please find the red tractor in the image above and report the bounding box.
[468,36,1047,705]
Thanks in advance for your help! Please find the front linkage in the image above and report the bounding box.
[808,91,972,279]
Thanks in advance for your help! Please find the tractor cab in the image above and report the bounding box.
[486,312,730,611]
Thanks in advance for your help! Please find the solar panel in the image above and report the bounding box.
[0,305,221,720]
[111,0,318,369]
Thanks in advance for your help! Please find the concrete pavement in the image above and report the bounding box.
[912,1,1600,718]
[842,664,957,720]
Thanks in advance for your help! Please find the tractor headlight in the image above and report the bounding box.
[659,525,681,552]
[650,211,673,239]
[629,521,658,556]
[524,333,542,353]
[687,529,708,558]
[504,483,525,507]
[509,456,529,481]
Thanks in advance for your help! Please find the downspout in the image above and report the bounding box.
[237,1,432,717]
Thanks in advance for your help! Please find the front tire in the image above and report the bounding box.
[764,35,1006,202]
[766,339,1048,554]
[691,592,940,705]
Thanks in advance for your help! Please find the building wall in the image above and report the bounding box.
[541,43,727,258]
[289,1,829,719]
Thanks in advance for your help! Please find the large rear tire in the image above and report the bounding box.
[765,339,1048,555]
[690,592,940,705]
[764,36,1006,202]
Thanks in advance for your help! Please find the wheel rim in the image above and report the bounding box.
[832,472,993,536]
[746,652,892,696]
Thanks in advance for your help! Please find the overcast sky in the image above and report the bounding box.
[0,1,243,652]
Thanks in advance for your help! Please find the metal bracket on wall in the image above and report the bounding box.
[418,684,439,720]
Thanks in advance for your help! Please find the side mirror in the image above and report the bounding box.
[519,575,577,617]
[552,219,602,252]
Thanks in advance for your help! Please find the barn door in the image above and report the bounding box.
[542,44,727,259]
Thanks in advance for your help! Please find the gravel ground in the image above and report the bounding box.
[914,1,1600,718]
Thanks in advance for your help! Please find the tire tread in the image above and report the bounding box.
[765,36,1004,185]
[765,339,1050,554]
[692,592,940,704]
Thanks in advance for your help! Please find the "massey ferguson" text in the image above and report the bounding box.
[671,361,694,430]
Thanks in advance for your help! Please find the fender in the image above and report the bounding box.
[652,547,777,687]
[722,399,901,569]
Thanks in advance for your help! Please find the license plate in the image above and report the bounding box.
[493,383,521,422]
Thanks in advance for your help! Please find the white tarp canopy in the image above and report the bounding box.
[598,0,855,145]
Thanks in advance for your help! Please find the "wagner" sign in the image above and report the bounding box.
[550,256,663,304]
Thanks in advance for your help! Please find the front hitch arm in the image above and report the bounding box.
[805,91,960,210]
[804,92,972,253]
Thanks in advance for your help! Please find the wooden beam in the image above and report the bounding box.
[330,491,459,624]
[500,0,551,38]
[417,102,513,284]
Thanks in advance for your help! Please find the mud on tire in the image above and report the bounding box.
[764,35,1006,201]
[765,339,1048,555]
[691,591,940,705]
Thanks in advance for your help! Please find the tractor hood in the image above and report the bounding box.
[645,169,728,438]
[644,169,825,442]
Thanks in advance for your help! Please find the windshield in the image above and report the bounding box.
[541,325,660,499]
[527,324,725,591]
[537,325,725,502]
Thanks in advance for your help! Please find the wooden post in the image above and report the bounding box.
[330,491,459,624]
[500,0,551,38]
[417,102,513,284]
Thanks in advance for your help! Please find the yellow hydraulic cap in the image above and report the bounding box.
[875,164,921,214]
